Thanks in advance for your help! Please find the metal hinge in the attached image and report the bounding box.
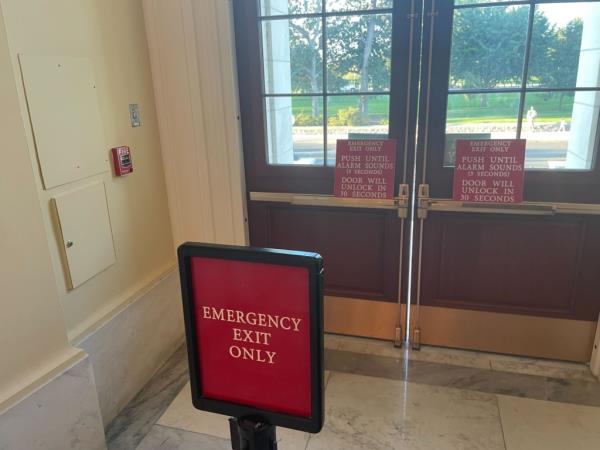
[397,183,410,219]
[417,184,430,219]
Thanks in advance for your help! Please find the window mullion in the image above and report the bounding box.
[516,2,536,138]
[322,0,328,167]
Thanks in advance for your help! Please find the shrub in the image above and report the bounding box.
[328,107,362,126]
[294,111,322,126]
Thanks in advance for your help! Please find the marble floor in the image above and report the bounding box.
[107,334,600,450]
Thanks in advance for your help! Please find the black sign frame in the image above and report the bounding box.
[177,242,324,433]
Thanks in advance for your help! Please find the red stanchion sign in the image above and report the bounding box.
[177,243,324,433]
[453,139,526,204]
[334,139,397,199]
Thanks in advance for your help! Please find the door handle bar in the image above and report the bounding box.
[424,199,600,216]
[249,189,410,218]
[251,192,600,216]
[428,199,556,215]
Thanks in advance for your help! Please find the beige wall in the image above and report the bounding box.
[1,0,246,410]
[0,4,80,409]
[0,0,175,340]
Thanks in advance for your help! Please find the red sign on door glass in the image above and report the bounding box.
[453,139,526,204]
[190,257,311,417]
[334,139,397,199]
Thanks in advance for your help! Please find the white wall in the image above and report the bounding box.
[143,0,247,247]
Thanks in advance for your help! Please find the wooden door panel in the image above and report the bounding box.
[572,216,600,319]
[421,212,600,320]
[248,202,400,301]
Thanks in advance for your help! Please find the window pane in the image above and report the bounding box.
[326,0,393,13]
[262,18,322,94]
[520,91,598,170]
[527,2,600,89]
[260,0,321,16]
[326,95,390,165]
[444,92,520,167]
[326,14,392,93]
[449,5,529,90]
[265,96,324,165]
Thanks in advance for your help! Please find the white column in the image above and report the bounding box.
[262,0,290,16]
[566,4,600,169]
[263,1,295,164]
[143,0,248,246]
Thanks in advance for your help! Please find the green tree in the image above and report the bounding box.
[450,6,530,104]
[451,6,584,112]
[551,18,583,109]
[288,0,391,119]
[288,0,323,116]
[326,1,392,117]
[527,11,555,86]
[554,19,583,86]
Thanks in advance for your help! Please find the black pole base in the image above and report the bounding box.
[229,416,278,450]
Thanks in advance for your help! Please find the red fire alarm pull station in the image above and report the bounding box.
[177,243,324,449]
[111,146,133,176]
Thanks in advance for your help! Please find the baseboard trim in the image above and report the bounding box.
[325,296,400,340]
[0,348,85,415]
[70,263,176,344]
[323,296,596,362]
[77,269,185,425]
[416,305,596,362]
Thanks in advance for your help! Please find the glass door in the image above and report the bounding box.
[233,0,600,360]
[233,0,420,341]
[410,0,600,361]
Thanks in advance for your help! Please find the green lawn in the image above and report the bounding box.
[446,92,575,124]
[292,96,389,123]
[290,92,575,124]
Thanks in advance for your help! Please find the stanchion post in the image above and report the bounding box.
[229,417,278,450]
